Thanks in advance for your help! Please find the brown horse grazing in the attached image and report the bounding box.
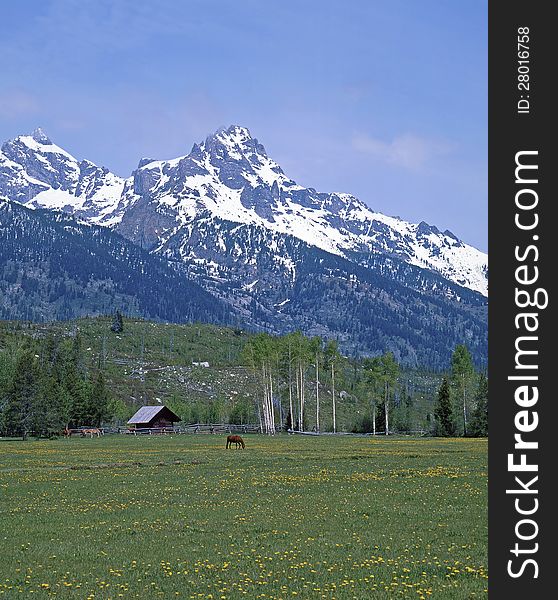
[226,435,245,449]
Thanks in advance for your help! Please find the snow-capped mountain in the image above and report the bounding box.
[0,197,487,368]
[0,126,488,366]
[0,126,487,296]
[117,126,487,295]
[0,128,125,226]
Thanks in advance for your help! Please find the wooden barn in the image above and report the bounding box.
[127,405,181,430]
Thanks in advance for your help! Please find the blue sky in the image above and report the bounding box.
[0,0,487,250]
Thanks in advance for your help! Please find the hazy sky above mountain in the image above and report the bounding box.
[0,0,487,250]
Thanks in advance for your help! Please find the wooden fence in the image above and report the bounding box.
[98,424,429,437]
[100,423,264,435]
[179,423,262,434]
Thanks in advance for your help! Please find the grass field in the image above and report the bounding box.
[0,435,487,599]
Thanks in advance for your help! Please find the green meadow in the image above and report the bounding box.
[0,435,487,599]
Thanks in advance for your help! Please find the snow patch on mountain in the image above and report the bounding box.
[18,129,77,161]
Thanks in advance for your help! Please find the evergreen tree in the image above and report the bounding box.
[394,393,413,433]
[111,310,124,333]
[228,398,254,425]
[45,335,73,428]
[88,369,111,427]
[32,374,66,438]
[0,349,16,396]
[3,350,38,439]
[434,377,455,436]
[59,335,90,426]
[469,373,488,437]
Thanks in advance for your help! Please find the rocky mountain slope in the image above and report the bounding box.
[0,126,488,367]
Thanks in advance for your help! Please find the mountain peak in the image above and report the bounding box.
[31,128,52,145]
[202,124,277,169]
[208,125,254,148]
[220,124,252,139]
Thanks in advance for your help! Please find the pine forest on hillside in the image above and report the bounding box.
[0,316,487,439]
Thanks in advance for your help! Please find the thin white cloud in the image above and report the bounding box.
[352,133,453,171]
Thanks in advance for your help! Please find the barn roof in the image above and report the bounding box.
[127,405,180,424]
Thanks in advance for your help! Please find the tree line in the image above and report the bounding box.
[0,318,488,438]
[243,334,488,437]
[0,334,111,439]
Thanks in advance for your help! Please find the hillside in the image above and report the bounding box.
[0,200,232,324]
[0,317,444,433]
[0,198,486,368]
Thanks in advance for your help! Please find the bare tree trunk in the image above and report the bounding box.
[256,402,263,433]
[288,354,294,431]
[373,404,376,435]
[331,363,336,433]
[262,364,272,435]
[462,374,468,437]
[315,356,320,433]
[385,381,389,436]
[275,358,282,431]
[295,358,302,431]
[300,364,305,432]
[269,369,275,435]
